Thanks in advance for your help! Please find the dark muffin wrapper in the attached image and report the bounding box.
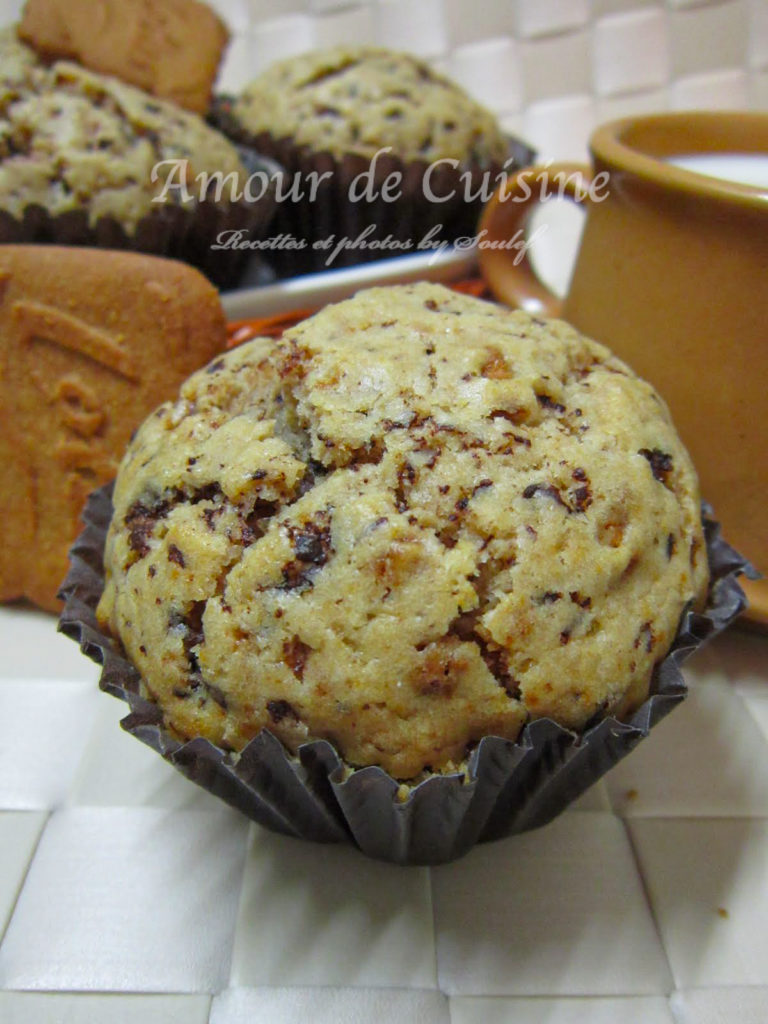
[0,150,281,290]
[59,483,754,864]
[209,97,536,277]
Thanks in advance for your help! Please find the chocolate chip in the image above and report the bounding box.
[283,636,312,680]
[286,511,331,566]
[125,498,171,558]
[522,482,568,508]
[206,683,228,710]
[490,408,527,425]
[349,438,385,465]
[448,617,520,699]
[294,530,327,564]
[241,499,277,546]
[298,460,328,497]
[168,544,185,568]
[638,447,674,485]
[395,461,416,512]
[569,590,592,609]
[634,621,656,652]
[570,485,592,513]
[203,506,222,531]
[267,699,297,723]
[168,601,206,674]
[542,591,563,603]
[280,561,314,590]
[190,483,222,505]
[536,393,566,414]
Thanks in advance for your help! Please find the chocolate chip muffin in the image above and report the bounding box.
[214,46,531,273]
[0,30,274,286]
[96,283,709,781]
[230,46,507,165]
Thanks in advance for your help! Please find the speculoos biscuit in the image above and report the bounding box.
[0,245,227,612]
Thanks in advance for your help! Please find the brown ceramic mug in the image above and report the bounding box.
[478,111,768,624]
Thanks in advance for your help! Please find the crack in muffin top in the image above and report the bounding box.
[98,283,709,780]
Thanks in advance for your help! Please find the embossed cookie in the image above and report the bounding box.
[18,0,229,114]
[97,283,709,781]
[0,245,227,612]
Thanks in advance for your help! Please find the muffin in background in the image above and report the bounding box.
[0,30,276,288]
[231,46,508,166]
[215,47,533,274]
[95,283,710,784]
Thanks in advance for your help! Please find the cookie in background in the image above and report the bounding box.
[17,0,229,115]
[0,245,228,613]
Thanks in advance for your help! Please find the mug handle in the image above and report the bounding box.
[477,163,593,317]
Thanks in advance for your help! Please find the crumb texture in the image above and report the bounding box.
[231,46,507,165]
[99,283,709,779]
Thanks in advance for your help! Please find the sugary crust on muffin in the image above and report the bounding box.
[0,33,244,230]
[98,283,709,779]
[231,46,507,164]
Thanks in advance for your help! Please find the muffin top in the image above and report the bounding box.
[231,46,508,164]
[0,31,245,230]
[98,283,708,780]
[0,26,42,98]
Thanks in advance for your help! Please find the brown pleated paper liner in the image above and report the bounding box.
[59,483,755,865]
[0,151,281,291]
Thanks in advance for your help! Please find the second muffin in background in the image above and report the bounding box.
[215,47,533,274]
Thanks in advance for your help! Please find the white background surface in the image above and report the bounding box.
[0,607,766,1022]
